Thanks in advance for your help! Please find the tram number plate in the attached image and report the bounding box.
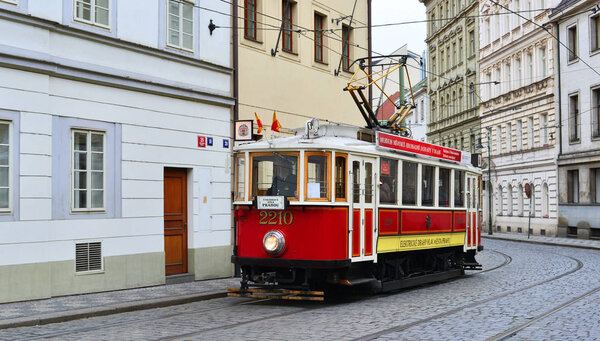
[258,211,294,226]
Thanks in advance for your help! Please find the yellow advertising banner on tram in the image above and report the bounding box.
[377,232,466,253]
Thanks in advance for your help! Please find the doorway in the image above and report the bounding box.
[164,168,188,275]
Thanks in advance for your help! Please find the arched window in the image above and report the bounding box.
[507,184,513,215]
[542,183,549,217]
[518,184,524,216]
[440,98,445,118]
[497,185,503,216]
[446,94,451,117]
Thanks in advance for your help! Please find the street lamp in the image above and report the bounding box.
[477,132,492,235]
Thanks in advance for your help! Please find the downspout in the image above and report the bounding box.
[368,0,372,108]
[555,21,562,156]
[232,0,239,270]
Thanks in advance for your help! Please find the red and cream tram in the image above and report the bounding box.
[230,123,482,299]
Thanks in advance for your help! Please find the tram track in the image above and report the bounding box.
[352,254,584,341]
[478,249,512,273]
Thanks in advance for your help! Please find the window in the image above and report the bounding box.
[517,120,523,150]
[504,10,510,34]
[380,158,397,204]
[591,168,600,203]
[514,0,521,26]
[432,56,437,75]
[507,122,512,152]
[422,165,434,206]
[567,25,578,61]
[496,125,502,154]
[542,183,549,217]
[470,87,476,108]
[0,122,10,211]
[518,184,523,215]
[528,117,534,148]
[470,134,475,153]
[592,14,600,52]
[282,0,294,53]
[432,101,437,121]
[485,19,491,45]
[441,50,445,73]
[526,52,533,83]
[505,64,511,92]
[538,46,547,78]
[251,152,298,199]
[569,94,580,142]
[452,42,456,66]
[342,24,352,71]
[438,168,450,207]
[529,183,536,217]
[446,46,450,69]
[402,161,417,205]
[305,152,330,201]
[567,169,579,203]
[497,185,503,215]
[74,0,109,27]
[314,13,325,63]
[459,38,463,61]
[454,170,464,207]
[441,97,445,117]
[507,185,513,215]
[452,91,456,115]
[540,113,548,145]
[486,72,492,99]
[515,58,522,88]
[167,0,194,51]
[458,88,463,112]
[494,68,501,97]
[592,88,600,138]
[335,154,347,201]
[72,130,105,211]
[235,154,245,201]
[469,30,475,55]
[244,0,257,40]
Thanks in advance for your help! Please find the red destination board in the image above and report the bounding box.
[377,131,464,163]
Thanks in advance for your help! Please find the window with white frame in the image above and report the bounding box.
[506,122,512,152]
[538,46,547,78]
[528,116,534,148]
[526,52,533,83]
[72,130,105,211]
[592,13,600,52]
[515,57,522,88]
[517,119,523,150]
[0,122,10,211]
[567,24,577,61]
[504,63,511,93]
[74,0,110,27]
[540,113,549,145]
[167,0,194,51]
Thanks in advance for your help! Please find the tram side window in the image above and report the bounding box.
[438,168,451,207]
[335,155,347,201]
[422,165,435,206]
[251,152,298,199]
[402,161,417,205]
[454,170,465,207]
[352,161,360,203]
[380,158,397,204]
[235,153,245,200]
[306,152,330,200]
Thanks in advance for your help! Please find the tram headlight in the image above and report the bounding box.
[263,230,285,256]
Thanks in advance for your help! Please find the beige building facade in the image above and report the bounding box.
[421,0,480,153]
[235,0,371,134]
[479,0,560,236]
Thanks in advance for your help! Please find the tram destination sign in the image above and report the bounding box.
[377,131,471,164]
[256,196,287,210]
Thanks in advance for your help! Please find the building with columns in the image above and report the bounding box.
[479,0,560,236]
[549,0,600,239]
[421,0,480,153]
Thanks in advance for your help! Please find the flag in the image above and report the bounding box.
[271,111,281,132]
[254,112,263,134]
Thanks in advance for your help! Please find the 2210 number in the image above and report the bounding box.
[258,211,294,225]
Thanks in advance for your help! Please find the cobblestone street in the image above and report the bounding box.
[1,238,600,340]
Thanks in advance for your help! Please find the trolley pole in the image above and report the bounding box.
[487,132,492,235]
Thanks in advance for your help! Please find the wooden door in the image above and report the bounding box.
[164,168,188,275]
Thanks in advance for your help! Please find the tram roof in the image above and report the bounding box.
[234,124,481,172]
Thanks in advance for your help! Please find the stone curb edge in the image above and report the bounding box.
[483,235,600,251]
[0,291,227,330]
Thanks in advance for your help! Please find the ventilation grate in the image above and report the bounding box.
[76,242,102,272]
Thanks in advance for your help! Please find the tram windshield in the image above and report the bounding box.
[251,152,299,199]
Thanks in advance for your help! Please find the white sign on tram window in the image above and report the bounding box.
[257,196,286,210]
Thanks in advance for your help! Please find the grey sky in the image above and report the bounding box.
[372,0,427,56]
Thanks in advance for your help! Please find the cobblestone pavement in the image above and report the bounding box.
[1,239,599,340]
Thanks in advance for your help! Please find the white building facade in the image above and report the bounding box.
[404,77,429,142]
[550,0,600,238]
[479,0,560,236]
[0,0,233,303]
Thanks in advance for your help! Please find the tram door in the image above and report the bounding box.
[349,156,376,262]
[466,174,479,249]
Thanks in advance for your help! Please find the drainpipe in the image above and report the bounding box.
[555,22,562,157]
[232,0,239,273]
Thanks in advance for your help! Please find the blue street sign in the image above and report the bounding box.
[223,139,229,148]
[207,137,213,146]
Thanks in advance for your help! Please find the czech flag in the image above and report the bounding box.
[271,111,281,132]
[254,112,263,134]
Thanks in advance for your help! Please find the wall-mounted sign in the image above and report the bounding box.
[377,131,466,164]
[198,136,206,148]
[223,139,229,148]
[235,120,253,141]
[207,137,213,146]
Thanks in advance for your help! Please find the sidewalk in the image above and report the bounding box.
[483,231,600,250]
[0,277,239,330]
